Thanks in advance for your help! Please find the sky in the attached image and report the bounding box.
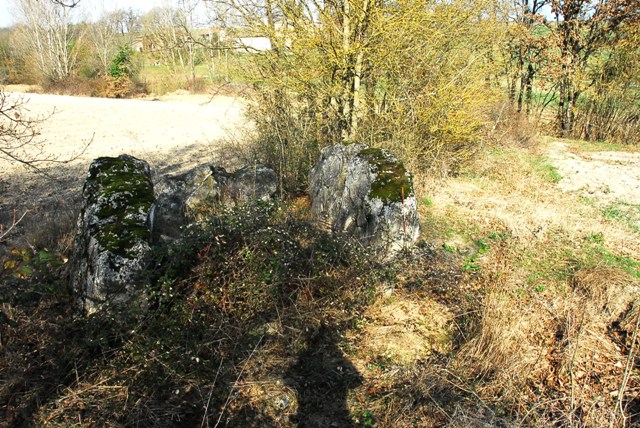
[0,0,557,29]
[0,0,168,28]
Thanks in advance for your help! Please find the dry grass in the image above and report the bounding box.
[413,131,640,426]
[353,294,453,365]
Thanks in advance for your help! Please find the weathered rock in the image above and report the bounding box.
[71,155,155,315]
[154,164,277,238]
[309,144,420,255]
[226,165,278,204]
[153,165,219,238]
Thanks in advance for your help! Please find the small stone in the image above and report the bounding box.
[154,163,277,238]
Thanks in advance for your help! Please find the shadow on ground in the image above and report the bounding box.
[285,324,363,427]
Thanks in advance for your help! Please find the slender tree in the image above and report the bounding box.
[549,0,640,134]
[11,0,83,84]
[88,12,120,75]
[504,0,550,114]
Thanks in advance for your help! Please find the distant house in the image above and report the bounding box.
[131,38,144,53]
[195,27,226,43]
[234,37,272,52]
[130,27,273,55]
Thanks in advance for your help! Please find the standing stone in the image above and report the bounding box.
[153,165,225,237]
[309,144,420,255]
[71,155,155,315]
[184,165,277,213]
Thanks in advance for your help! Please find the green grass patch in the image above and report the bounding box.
[582,241,640,279]
[519,231,640,294]
[602,201,640,233]
[529,155,563,183]
[442,243,456,253]
[420,197,433,207]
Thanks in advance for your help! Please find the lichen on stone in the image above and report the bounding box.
[309,143,420,256]
[86,156,154,258]
[357,147,414,204]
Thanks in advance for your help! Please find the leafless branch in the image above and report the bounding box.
[50,0,81,7]
[0,209,29,242]
[0,89,93,177]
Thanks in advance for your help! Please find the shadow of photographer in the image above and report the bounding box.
[285,324,363,427]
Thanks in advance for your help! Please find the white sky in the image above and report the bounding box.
[0,0,170,28]
[0,0,556,29]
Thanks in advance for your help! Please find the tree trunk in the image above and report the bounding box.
[525,63,534,115]
[340,0,352,142]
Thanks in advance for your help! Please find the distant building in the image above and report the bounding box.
[130,27,274,54]
[234,37,272,52]
[194,27,226,43]
[131,38,144,53]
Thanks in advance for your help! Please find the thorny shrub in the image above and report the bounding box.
[151,200,377,325]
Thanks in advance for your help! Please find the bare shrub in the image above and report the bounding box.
[488,102,540,148]
[0,89,52,169]
[574,95,640,146]
[246,88,323,193]
[188,77,209,94]
[0,88,91,170]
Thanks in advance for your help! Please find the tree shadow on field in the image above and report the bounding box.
[285,324,363,428]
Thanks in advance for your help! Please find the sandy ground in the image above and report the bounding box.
[0,91,250,246]
[1,90,248,172]
[548,141,640,206]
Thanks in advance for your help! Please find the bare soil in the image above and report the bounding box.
[548,141,640,206]
[2,90,248,171]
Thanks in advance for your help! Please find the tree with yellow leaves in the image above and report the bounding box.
[225,0,504,188]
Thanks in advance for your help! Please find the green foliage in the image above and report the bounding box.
[475,239,490,255]
[108,45,135,80]
[354,409,376,427]
[602,201,640,233]
[462,257,481,272]
[458,238,495,273]
[2,247,65,282]
[443,243,456,253]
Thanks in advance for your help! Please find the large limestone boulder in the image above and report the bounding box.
[309,144,420,255]
[71,155,155,315]
[154,164,277,238]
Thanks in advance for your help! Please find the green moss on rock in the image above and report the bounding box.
[86,156,154,258]
[358,147,414,203]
